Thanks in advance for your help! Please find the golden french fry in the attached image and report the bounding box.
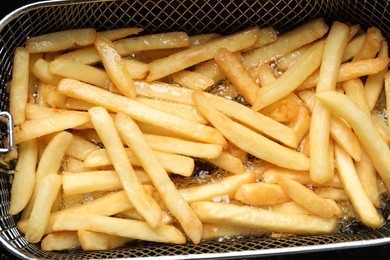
[242,18,328,68]
[83,148,194,177]
[343,78,370,114]
[191,201,339,235]
[89,106,162,228]
[342,33,367,61]
[252,41,324,111]
[334,145,383,228]
[277,175,339,218]
[77,230,130,251]
[57,31,190,65]
[62,170,151,195]
[205,151,244,175]
[365,41,388,111]
[115,112,203,244]
[26,28,96,53]
[299,57,390,90]
[32,58,64,86]
[52,213,186,244]
[25,173,62,243]
[65,134,99,161]
[136,96,208,124]
[144,134,222,159]
[316,91,390,191]
[57,79,227,147]
[201,223,263,240]
[235,183,291,206]
[14,111,88,144]
[192,90,310,170]
[189,33,221,46]
[10,47,30,125]
[355,148,380,208]
[147,26,260,81]
[41,231,80,251]
[122,58,149,80]
[314,187,349,201]
[179,172,255,202]
[49,59,111,89]
[9,139,38,215]
[309,21,350,184]
[37,83,68,108]
[94,34,136,98]
[352,27,383,61]
[214,47,259,104]
[171,70,214,90]
[262,167,342,188]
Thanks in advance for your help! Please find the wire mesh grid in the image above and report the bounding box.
[0,0,389,259]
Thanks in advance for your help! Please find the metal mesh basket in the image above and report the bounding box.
[0,0,390,259]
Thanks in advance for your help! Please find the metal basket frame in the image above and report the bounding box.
[0,0,389,259]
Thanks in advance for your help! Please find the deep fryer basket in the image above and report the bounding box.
[1,0,390,259]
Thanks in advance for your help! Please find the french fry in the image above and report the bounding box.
[77,230,130,251]
[57,31,190,65]
[205,151,244,175]
[136,96,208,124]
[41,231,81,251]
[334,145,383,228]
[251,26,278,49]
[315,187,349,201]
[192,90,310,170]
[191,201,339,235]
[89,106,162,228]
[171,70,214,90]
[25,173,62,243]
[115,112,203,244]
[189,33,221,46]
[277,175,339,218]
[10,47,30,125]
[201,223,263,240]
[62,170,151,195]
[144,134,222,159]
[122,58,149,80]
[264,201,313,215]
[179,172,255,202]
[309,21,350,184]
[83,148,194,177]
[65,135,99,161]
[316,91,390,191]
[214,47,259,104]
[365,41,388,111]
[37,83,68,108]
[52,213,186,244]
[235,183,291,206]
[242,18,328,69]
[341,33,366,61]
[14,111,88,144]
[147,26,260,81]
[262,167,342,188]
[355,148,380,208]
[193,59,227,82]
[26,28,96,53]
[352,27,383,61]
[49,59,111,89]
[57,79,227,147]
[252,41,324,111]
[343,78,370,114]
[298,57,390,90]
[94,34,136,98]
[32,58,64,86]
[9,139,38,215]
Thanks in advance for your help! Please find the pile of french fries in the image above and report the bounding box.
[4,17,390,251]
